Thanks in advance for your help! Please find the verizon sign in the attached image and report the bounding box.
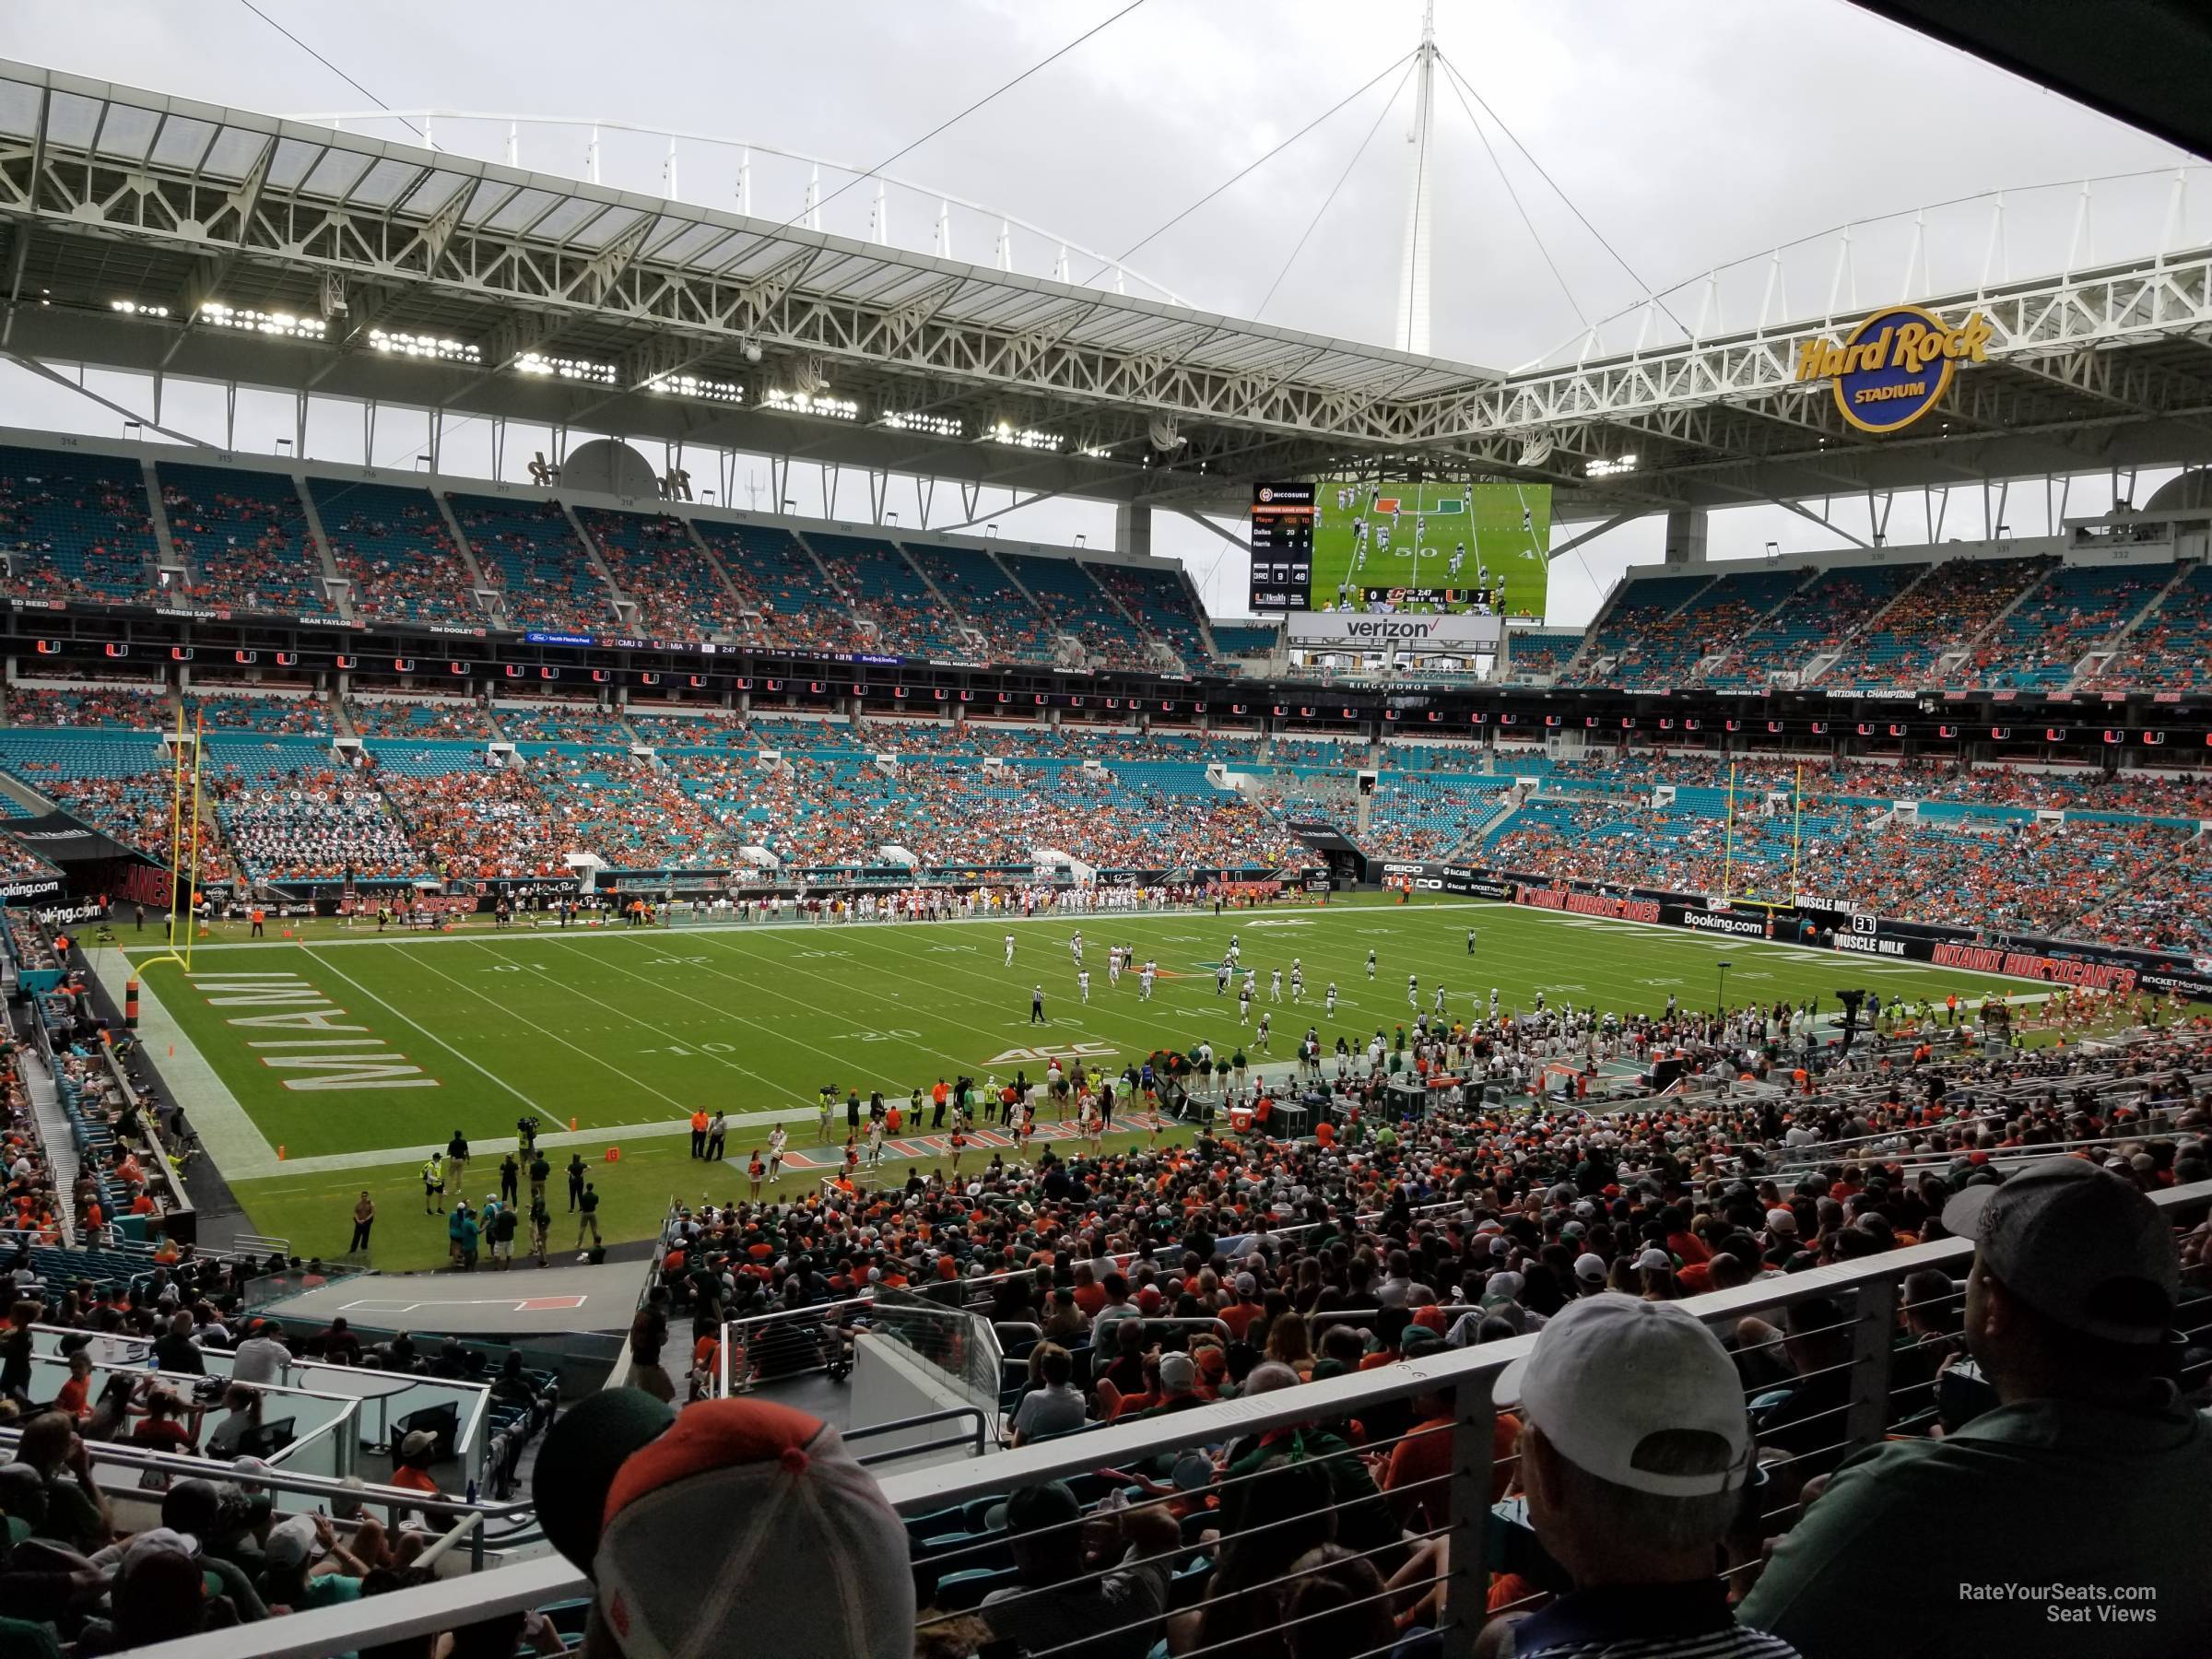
[1288,612,1504,649]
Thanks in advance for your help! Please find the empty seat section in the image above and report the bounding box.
[1824,555,2050,687]
[901,543,1057,664]
[2089,564,2212,691]
[0,446,157,605]
[310,477,479,628]
[1967,563,2169,689]
[575,508,743,641]
[804,533,972,659]
[1562,572,1715,684]
[1000,555,1149,669]
[447,494,611,632]
[688,523,867,655]
[1088,561,1210,667]
[158,464,330,618]
[1706,563,1921,688]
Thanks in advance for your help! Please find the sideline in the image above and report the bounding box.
[83,946,278,1177]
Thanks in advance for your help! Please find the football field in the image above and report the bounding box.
[1310,478,1551,618]
[123,895,2019,1268]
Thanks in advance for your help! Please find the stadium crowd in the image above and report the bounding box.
[5,688,163,730]
[0,890,2205,1657]
[615,1008,2212,1659]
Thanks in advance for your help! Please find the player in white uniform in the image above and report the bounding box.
[1522,505,1534,533]
[1078,969,1091,1004]
[1326,982,1339,1016]
[1255,1010,1272,1052]
[1069,931,1083,965]
[1216,963,1231,996]
[1489,987,1501,1018]
[1407,971,1419,1008]
[1004,932,1016,966]
[1289,965,1304,1003]
[1109,947,1123,987]
[1241,969,1257,1001]
[1269,969,1283,1004]
[1366,948,1377,980]
[1448,548,1465,578]
[1140,960,1157,1000]
[1239,983,1253,1025]
[1433,982,1447,1014]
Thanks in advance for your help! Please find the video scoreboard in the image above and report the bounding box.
[1248,482,1314,611]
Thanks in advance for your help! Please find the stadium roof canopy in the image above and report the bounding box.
[5,58,2212,536]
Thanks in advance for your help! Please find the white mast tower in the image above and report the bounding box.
[1394,1,1438,356]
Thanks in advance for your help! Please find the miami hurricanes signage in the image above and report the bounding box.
[1795,305,1993,434]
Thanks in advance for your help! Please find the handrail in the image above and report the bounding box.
[843,1404,990,1465]
[120,1180,2212,1659]
[0,1419,534,1523]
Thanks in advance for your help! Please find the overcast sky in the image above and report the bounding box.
[0,0,2196,621]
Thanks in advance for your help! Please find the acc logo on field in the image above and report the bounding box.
[1795,304,1992,435]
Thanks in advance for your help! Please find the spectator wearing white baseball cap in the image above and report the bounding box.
[1739,1159,2210,1657]
[1477,1294,1794,1659]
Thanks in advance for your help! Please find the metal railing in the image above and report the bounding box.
[118,1176,2212,1659]
[871,1285,1005,1420]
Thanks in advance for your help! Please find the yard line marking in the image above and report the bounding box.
[536,935,941,1097]
[402,944,696,1113]
[677,929,1048,1074]
[304,948,549,1114]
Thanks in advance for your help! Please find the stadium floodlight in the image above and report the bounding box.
[370,329,481,364]
[111,300,170,319]
[514,351,616,385]
[879,410,962,439]
[651,371,746,405]
[764,388,858,420]
[199,301,325,341]
[987,420,1064,452]
[1585,453,1639,479]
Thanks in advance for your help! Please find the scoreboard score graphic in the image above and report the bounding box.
[1248,482,1315,611]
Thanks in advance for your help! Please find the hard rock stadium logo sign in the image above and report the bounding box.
[1794,304,1993,434]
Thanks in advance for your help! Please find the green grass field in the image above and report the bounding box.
[125,894,2032,1266]
[1310,479,1551,618]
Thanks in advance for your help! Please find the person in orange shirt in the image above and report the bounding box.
[53,1350,94,1419]
[1381,1374,1521,1526]
[689,1111,709,1159]
[389,1428,445,1520]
